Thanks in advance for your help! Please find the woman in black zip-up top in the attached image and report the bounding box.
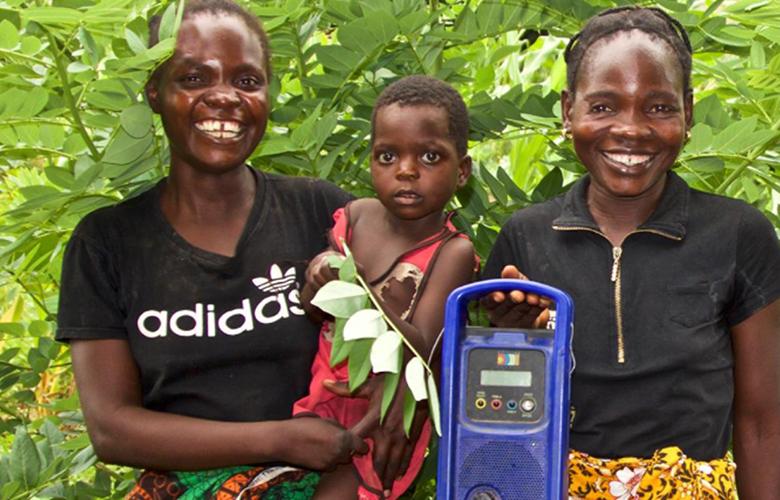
[484,7,780,499]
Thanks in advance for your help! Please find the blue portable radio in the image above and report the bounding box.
[437,279,574,500]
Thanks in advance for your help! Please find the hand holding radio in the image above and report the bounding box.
[482,265,551,328]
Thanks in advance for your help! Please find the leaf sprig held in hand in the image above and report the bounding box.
[310,243,441,436]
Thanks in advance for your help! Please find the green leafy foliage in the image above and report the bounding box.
[1,0,778,498]
[311,250,434,431]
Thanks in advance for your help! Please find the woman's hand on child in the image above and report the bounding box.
[324,377,425,495]
[276,417,367,471]
[483,265,551,328]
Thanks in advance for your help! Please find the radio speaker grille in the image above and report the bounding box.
[456,438,546,499]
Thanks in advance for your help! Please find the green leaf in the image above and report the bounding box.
[21,7,82,26]
[120,104,153,138]
[0,20,19,49]
[427,373,441,436]
[28,320,50,337]
[38,337,60,360]
[478,166,507,206]
[0,323,25,336]
[370,330,402,374]
[532,167,564,202]
[404,357,427,401]
[316,45,362,73]
[102,130,154,166]
[39,420,64,447]
[125,28,147,55]
[343,309,385,341]
[741,176,761,203]
[713,117,777,154]
[28,349,49,373]
[9,427,41,488]
[684,123,713,155]
[338,252,357,282]
[329,317,352,367]
[291,104,322,149]
[347,338,373,392]
[310,280,367,318]
[16,87,49,118]
[44,167,75,190]
[255,135,299,157]
[685,157,725,173]
[327,254,345,270]
[20,36,41,55]
[69,444,97,475]
[402,388,416,437]
[158,3,178,41]
[380,370,400,424]
[119,37,176,72]
[750,42,766,69]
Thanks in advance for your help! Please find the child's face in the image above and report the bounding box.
[562,30,692,199]
[147,13,269,174]
[371,103,470,221]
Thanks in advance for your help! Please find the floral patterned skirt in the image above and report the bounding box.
[126,465,319,500]
[568,446,737,499]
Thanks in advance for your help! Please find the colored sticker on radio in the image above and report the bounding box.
[496,352,520,366]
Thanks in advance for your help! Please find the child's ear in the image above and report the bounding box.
[145,79,162,114]
[457,155,472,187]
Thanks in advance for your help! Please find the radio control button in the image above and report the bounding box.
[490,399,502,410]
[506,400,518,410]
[475,398,486,409]
[520,398,536,412]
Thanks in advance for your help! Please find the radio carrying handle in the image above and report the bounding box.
[438,279,574,496]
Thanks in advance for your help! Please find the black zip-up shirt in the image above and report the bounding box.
[484,171,780,459]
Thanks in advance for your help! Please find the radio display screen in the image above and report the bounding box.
[480,370,532,387]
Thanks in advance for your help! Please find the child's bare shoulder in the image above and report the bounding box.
[432,236,476,282]
[349,198,384,224]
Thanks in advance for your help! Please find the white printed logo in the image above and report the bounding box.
[137,264,305,339]
[252,264,296,292]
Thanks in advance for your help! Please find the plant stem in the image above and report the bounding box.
[0,47,51,66]
[0,147,77,160]
[46,31,100,159]
[293,21,312,100]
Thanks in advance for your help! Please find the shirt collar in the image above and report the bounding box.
[552,171,689,240]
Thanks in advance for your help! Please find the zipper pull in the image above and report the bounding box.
[611,247,622,282]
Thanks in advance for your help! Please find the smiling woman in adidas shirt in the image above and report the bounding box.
[483,7,780,498]
[55,1,372,497]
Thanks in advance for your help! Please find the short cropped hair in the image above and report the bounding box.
[149,0,270,79]
[372,75,470,157]
[565,6,692,93]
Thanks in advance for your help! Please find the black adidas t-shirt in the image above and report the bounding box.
[57,169,352,422]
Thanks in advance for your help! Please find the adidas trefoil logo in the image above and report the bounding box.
[253,264,297,293]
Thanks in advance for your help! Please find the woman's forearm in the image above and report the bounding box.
[71,339,359,471]
[87,404,285,469]
[734,414,780,499]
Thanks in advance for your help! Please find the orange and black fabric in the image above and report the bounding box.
[568,446,736,499]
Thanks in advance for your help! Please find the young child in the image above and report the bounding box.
[294,75,478,500]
